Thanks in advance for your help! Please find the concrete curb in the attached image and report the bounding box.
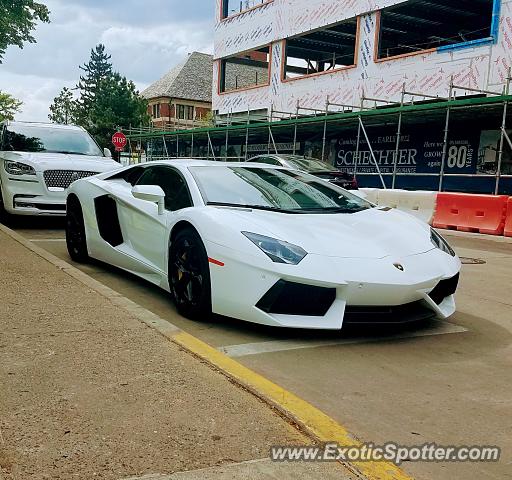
[0,223,414,480]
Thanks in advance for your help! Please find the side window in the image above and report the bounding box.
[136,166,193,211]
[105,166,145,185]
[124,167,145,185]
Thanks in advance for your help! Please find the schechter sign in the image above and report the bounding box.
[335,130,478,175]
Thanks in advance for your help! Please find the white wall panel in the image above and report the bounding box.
[490,0,512,88]
[213,0,511,115]
[214,0,406,59]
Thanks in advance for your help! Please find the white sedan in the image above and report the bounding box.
[0,121,120,220]
[66,160,461,329]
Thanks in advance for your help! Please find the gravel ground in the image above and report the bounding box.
[0,230,307,479]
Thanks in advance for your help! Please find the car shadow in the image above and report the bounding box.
[5,216,65,231]
[208,312,444,342]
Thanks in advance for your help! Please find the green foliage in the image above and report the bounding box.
[51,44,149,150]
[0,91,22,121]
[199,110,215,127]
[0,0,50,63]
[89,73,149,148]
[48,87,76,124]
[75,44,112,125]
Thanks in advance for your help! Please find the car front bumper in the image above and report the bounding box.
[1,173,67,216]
[207,241,461,329]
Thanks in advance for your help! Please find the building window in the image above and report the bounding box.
[283,17,358,80]
[152,103,161,119]
[221,0,272,19]
[219,46,270,93]
[177,104,194,121]
[377,0,496,60]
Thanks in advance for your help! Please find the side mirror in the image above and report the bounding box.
[104,147,112,158]
[132,185,165,215]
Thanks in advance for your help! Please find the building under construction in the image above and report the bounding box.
[124,0,512,194]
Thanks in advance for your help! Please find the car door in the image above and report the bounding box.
[116,165,193,275]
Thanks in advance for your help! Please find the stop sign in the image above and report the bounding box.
[112,132,127,151]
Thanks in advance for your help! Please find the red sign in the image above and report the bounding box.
[112,132,127,152]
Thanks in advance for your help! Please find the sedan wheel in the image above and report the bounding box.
[66,201,89,263]
[169,228,211,320]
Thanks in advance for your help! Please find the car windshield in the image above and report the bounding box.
[2,124,103,156]
[280,156,337,173]
[190,166,370,213]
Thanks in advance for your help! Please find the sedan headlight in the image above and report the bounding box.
[242,232,307,265]
[4,161,36,176]
[431,228,456,257]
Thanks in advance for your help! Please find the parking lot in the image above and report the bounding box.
[8,218,512,480]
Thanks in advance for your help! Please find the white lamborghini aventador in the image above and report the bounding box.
[66,160,461,329]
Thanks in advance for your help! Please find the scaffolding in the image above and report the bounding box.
[124,72,512,195]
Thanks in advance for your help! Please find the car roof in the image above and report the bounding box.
[4,121,86,132]
[249,154,298,159]
[248,154,282,160]
[143,159,284,169]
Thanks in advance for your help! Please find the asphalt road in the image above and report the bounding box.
[11,218,512,480]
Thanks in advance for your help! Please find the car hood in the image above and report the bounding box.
[2,151,120,173]
[210,206,433,259]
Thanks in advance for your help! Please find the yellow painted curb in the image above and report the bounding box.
[172,331,414,480]
[0,223,413,480]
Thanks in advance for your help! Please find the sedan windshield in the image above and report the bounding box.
[2,124,103,156]
[190,166,370,213]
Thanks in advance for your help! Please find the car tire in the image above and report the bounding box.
[66,199,89,263]
[0,187,14,226]
[169,227,212,320]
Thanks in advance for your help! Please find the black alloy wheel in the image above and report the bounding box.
[169,227,212,320]
[66,201,89,263]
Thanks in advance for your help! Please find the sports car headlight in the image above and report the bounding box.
[4,161,36,176]
[242,232,307,265]
[431,228,456,257]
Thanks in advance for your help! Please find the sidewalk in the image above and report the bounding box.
[0,229,350,480]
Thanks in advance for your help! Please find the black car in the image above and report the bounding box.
[246,154,358,190]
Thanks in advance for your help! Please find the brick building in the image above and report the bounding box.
[142,52,213,128]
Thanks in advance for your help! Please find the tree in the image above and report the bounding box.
[0,0,50,63]
[199,110,215,127]
[48,87,76,124]
[0,91,22,121]
[51,44,149,154]
[88,73,149,149]
[75,44,112,125]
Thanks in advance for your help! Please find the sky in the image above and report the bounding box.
[0,0,215,122]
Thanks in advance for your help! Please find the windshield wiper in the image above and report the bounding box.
[207,202,368,214]
[300,206,368,214]
[47,151,89,156]
[207,202,296,213]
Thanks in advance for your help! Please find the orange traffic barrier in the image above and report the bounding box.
[505,197,512,238]
[433,193,509,235]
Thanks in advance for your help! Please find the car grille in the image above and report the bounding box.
[43,170,98,189]
[344,301,436,324]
